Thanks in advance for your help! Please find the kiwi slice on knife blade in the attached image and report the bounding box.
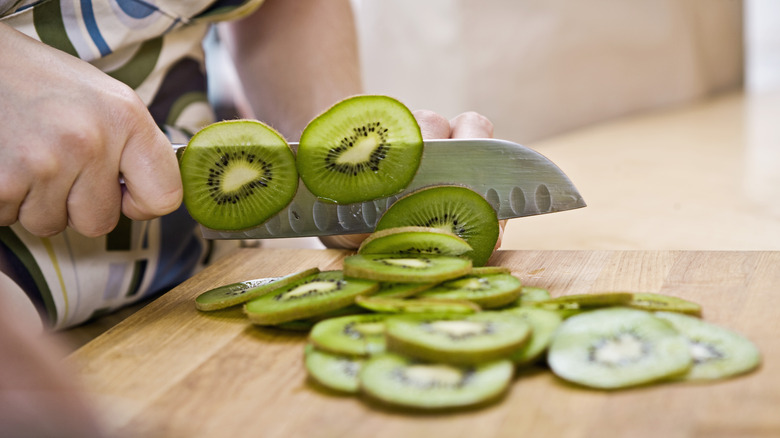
[384,312,531,364]
[180,119,298,230]
[195,268,319,311]
[296,95,423,204]
[343,254,472,283]
[358,226,473,257]
[653,311,761,381]
[244,270,379,325]
[359,353,514,410]
[375,185,500,266]
[547,308,692,390]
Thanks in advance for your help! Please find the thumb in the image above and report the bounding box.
[120,128,183,220]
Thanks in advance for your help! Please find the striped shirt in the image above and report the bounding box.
[0,0,264,329]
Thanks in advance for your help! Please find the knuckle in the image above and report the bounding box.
[455,111,494,132]
[20,217,66,237]
[413,109,449,128]
[75,217,119,238]
[21,150,61,180]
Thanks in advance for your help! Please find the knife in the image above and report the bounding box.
[169,138,585,239]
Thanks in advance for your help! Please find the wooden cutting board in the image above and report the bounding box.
[67,249,780,438]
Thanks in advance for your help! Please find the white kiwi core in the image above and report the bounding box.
[223,164,262,192]
[381,258,432,269]
[281,281,338,300]
[336,134,381,165]
[593,333,645,365]
[403,364,464,385]
[427,320,487,338]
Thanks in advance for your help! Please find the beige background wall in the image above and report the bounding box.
[352,0,744,143]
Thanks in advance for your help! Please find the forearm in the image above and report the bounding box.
[220,0,363,141]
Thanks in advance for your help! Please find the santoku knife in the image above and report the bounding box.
[170,138,585,239]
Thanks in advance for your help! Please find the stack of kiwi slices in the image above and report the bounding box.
[179,94,424,231]
[193,220,761,411]
[186,94,760,410]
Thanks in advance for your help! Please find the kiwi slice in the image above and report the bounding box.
[359,353,513,410]
[628,293,703,316]
[418,273,523,309]
[470,266,511,275]
[343,254,472,283]
[533,292,634,309]
[358,226,473,256]
[244,270,379,325]
[654,311,761,381]
[180,119,298,230]
[501,307,563,365]
[304,344,363,393]
[375,185,500,266]
[194,268,320,311]
[309,314,388,357]
[274,305,368,331]
[385,312,531,364]
[372,281,437,299]
[516,286,552,306]
[547,308,692,389]
[296,95,423,204]
[354,296,481,315]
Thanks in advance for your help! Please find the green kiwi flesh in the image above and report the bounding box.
[516,286,552,306]
[628,293,703,316]
[358,226,473,256]
[309,314,388,357]
[533,292,634,309]
[371,281,437,299]
[296,95,423,204]
[470,266,511,275]
[343,254,472,283]
[418,273,523,309]
[654,311,761,381]
[359,353,513,410]
[180,119,298,230]
[375,185,500,266]
[195,268,320,311]
[385,312,531,364]
[244,270,379,325]
[501,307,563,365]
[355,296,481,315]
[547,308,692,389]
[304,344,363,393]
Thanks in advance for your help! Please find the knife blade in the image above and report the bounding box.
[184,138,585,239]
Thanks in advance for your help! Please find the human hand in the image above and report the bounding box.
[320,109,505,250]
[0,24,182,237]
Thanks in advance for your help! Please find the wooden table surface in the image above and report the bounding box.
[68,248,780,438]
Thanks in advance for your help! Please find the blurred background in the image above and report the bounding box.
[207,0,780,251]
